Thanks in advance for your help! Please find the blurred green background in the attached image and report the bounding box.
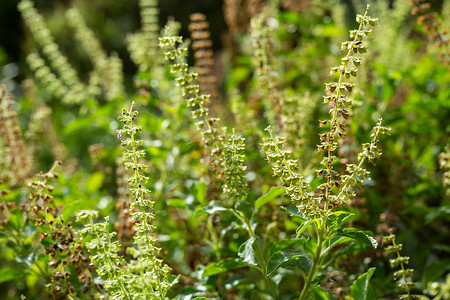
[0,0,449,298]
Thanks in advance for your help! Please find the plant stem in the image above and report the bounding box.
[206,216,222,260]
[298,219,326,300]
[242,216,279,299]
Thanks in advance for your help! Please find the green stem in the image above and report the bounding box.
[241,216,279,299]
[298,219,326,300]
[207,216,222,260]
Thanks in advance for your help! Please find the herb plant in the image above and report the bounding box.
[0,0,448,299]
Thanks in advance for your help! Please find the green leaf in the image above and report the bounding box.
[176,287,205,299]
[63,115,95,136]
[6,240,20,252]
[168,199,187,208]
[328,236,355,249]
[333,243,366,259]
[425,206,450,224]
[201,203,230,215]
[40,236,53,247]
[255,186,286,209]
[85,172,105,194]
[310,285,331,299]
[238,237,258,266]
[282,206,306,221]
[334,229,377,249]
[266,250,312,276]
[62,199,83,221]
[227,66,252,89]
[193,182,207,205]
[0,266,29,284]
[8,210,26,232]
[296,219,316,237]
[16,252,37,267]
[327,211,354,230]
[350,267,376,300]
[423,259,450,284]
[269,238,299,254]
[223,275,248,290]
[168,274,180,286]
[202,258,247,278]
[235,200,253,220]
[23,225,36,238]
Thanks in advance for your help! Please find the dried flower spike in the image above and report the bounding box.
[0,84,32,186]
[189,13,219,103]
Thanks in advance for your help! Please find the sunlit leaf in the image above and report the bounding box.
[327,211,354,230]
[16,252,37,267]
[201,203,230,215]
[350,267,376,300]
[235,200,253,220]
[255,186,286,209]
[168,199,187,208]
[296,219,316,237]
[310,284,332,299]
[238,237,258,266]
[192,182,207,205]
[334,229,377,249]
[0,266,29,284]
[202,258,247,278]
[266,250,312,275]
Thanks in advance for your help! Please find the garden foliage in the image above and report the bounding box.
[0,0,449,299]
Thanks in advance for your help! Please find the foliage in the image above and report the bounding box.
[0,0,449,299]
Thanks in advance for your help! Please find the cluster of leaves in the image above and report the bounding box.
[0,0,448,300]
